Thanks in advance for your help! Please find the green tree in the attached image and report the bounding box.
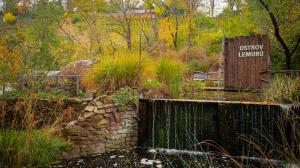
[27,1,65,70]
[249,0,300,70]
[106,0,139,50]
[0,37,20,89]
[2,0,17,13]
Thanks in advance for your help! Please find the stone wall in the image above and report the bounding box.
[61,96,138,159]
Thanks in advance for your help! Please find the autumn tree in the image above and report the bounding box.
[208,0,215,17]
[249,0,300,70]
[155,0,186,48]
[106,0,139,50]
[224,0,243,11]
[0,37,20,91]
[1,0,17,13]
[27,1,65,70]
[71,0,107,57]
[184,0,200,48]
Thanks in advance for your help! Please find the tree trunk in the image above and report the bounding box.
[258,0,293,70]
[126,24,132,50]
[173,14,179,48]
[126,34,131,50]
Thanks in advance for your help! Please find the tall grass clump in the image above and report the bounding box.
[265,75,300,103]
[156,58,187,97]
[83,54,146,93]
[239,108,300,167]
[0,129,70,167]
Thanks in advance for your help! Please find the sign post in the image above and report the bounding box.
[224,35,271,90]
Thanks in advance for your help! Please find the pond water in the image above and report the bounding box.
[54,149,285,168]
[181,90,266,102]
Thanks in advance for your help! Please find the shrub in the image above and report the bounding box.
[83,54,145,93]
[142,80,161,90]
[178,47,220,73]
[112,87,138,110]
[182,81,205,93]
[71,14,81,24]
[0,129,70,167]
[3,12,17,24]
[265,75,300,103]
[0,90,25,100]
[156,58,187,97]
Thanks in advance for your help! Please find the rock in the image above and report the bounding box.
[84,105,95,112]
[80,122,92,128]
[81,102,88,106]
[83,112,94,118]
[114,112,124,123]
[95,95,113,104]
[78,117,85,122]
[82,96,93,102]
[66,120,78,128]
[62,146,81,160]
[104,113,114,120]
[96,130,108,136]
[95,101,103,107]
[110,155,116,159]
[103,104,114,109]
[93,115,104,120]
[140,158,154,165]
[105,143,119,149]
[95,109,105,114]
[106,107,117,113]
[156,164,163,168]
[94,119,110,128]
[66,97,83,104]
[62,126,84,136]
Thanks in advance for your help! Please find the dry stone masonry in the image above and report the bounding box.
[62,96,138,159]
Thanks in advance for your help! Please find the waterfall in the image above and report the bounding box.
[139,99,298,158]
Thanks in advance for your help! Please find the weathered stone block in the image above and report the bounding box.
[78,116,85,122]
[103,104,114,109]
[95,101,103,107]
[84,105,95,112]
[114,112,124,123]
[94,119,110,128]
[104,113,114,120]
[81,101,88,106]
[106,107,117,113]
[65,120,78,128]
[95,95,114,104]
[62,145,81,160]
[83,112,94,118]
[95,109,105,114]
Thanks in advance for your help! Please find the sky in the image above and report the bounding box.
[215,0,227,15]
[201,0,227,16]
[0,0,227,15]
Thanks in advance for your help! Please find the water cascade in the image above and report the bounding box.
[138,99,299,158]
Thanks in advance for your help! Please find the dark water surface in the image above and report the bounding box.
[181,90,266,102]
[54,149,285,168]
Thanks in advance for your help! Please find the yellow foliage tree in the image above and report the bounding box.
[0,38,21,84]
[158,18,177,47]
[3,12,17,24]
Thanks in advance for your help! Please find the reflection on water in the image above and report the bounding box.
[181,90,266,102]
